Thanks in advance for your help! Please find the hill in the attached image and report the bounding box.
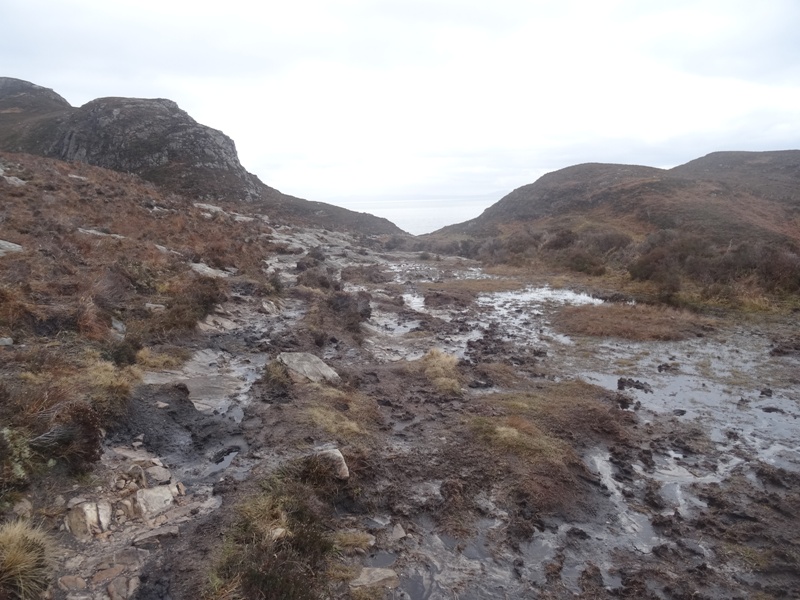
[425,151,800,305]
[0,77,402,235]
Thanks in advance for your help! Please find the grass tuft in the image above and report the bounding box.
[0,521,54,600]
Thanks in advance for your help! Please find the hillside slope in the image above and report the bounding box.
[427,151,800,304]
[0,77,402,235]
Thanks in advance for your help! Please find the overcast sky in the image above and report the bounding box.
[3,0,800,232]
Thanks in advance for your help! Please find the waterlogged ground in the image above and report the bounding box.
[44,226,800,600]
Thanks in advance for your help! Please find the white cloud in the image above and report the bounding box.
[3,0,799,231]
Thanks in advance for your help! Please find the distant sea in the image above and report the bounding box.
[330,194,499,235]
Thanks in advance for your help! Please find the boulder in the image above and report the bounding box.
[277,352,340,384]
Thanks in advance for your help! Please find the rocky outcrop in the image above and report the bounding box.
[0,77,404,234]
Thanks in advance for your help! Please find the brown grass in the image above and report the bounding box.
[464,380,630,523]
[406,349,463,396]
[302,384,381,441]
[553,303,714,341]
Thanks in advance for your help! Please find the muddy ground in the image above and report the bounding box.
[36,226,800,600]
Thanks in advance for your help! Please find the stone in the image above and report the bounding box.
[145,303,166,312]
[2,176,25,187]
[145,465,172,485]
[350,568,399,589]
[65,502,101,539]
[92,565,125,585]
[190,262,229,278]
[97,500,113,532]
[58,576,87,591]
[133,525,180,546]
[155,401,169,409]
[277,352,341,384]
[316,448,349,479]
[12,498,32,519]
[114,548,149,567]
[135,486,174,518]
[0,337,13,346]
[108,577,128,600]
[390,523,406,542]
[127,577,141,598]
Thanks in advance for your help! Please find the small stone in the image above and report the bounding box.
[350,567,399,589]
[118,499,135,518]
[132,525,180,546]
[58,576,87,591]
[92,565,125,585]
[65,503,100,539]
[12,498,33,519]
[145,303,166,312]
[155,401,169,409]
[145,465,172,485]
[131,441,143,448]
[114,548,149,567]
[0,337,13,346]
[390,523,406,541]
[107,577,128,600]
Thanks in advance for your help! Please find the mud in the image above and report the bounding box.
[39,226,800,600]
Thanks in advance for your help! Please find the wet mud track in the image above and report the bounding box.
[60,233,800,600]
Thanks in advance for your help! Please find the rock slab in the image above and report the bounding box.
[277,352,341,383]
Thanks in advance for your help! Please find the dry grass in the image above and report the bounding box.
[554,303,714,341]
[465,380,630,521]
[332,530,374,554]
[135,347,191,370]
[406,349,463,397]
[303,384,380,441]
[0,521,54,600]
[208,456,366,600]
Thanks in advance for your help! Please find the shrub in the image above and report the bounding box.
[0,521,54,600]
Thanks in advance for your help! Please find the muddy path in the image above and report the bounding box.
[43,226,800,600]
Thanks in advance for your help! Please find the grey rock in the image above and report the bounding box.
[135,486,174,518]
[133,525,180,546]
[190,262,229,278]
[145,465,172,485]
[350,567,399,589]
[390,523,406,541]
[0,240,23,257]
[0,337,13,346]
[277,352,340,384]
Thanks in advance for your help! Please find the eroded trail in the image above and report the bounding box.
[48,226,800,600]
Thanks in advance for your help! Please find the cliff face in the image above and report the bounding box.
[47,96,262,201]
[0,77,403,234]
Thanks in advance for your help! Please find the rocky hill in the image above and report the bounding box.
[426,151,800,304]
[0,77,402,235]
